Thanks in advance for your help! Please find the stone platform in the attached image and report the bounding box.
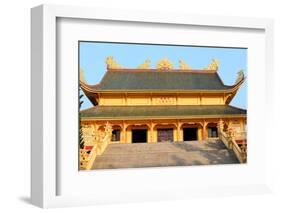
[91,140,239,170]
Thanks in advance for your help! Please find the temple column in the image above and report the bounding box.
[197,122,204,141]
[177,121,183,142]
[126,126,132,143]
[202,121,208,141]
[149,122,156,143]
[198,127,202,141]
[121,122,128,144]
[173,128,177,142]
[240,119,245,132]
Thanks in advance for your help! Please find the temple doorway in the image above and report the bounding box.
[208,127,218,138]
[132,129,147,143]
[207,123,218,138]
[183,128,198,141]
[157,128,174,142]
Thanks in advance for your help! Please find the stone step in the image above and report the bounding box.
[102,140,227,155]
[92,140,239,169]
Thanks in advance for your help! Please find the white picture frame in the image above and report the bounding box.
[31,4,274,208]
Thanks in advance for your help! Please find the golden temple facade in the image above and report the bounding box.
[80,57,246,145]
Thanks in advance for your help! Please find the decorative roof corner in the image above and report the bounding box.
[224,70,246,104]
[235,70,245,84]
[80,68,86,83]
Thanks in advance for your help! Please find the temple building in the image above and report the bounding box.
[80,57,246,145]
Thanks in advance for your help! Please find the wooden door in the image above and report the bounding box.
[157,128,173,142]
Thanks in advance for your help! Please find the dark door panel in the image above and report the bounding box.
[157,128,173,142]
[132,129,147,143]
[183,128,198,141]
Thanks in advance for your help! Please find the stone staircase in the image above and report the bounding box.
[91,140,239,169]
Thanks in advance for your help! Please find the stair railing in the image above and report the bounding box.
[217,120,247,163]
[80,122,112,170]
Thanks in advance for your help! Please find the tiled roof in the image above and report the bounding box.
[88,69,233,91]
[80,105,246,119]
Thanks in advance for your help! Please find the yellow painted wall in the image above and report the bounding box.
[152,96,177,105]
[201,96,224,105]
[98,93,226,106]
[127,96,151,105]
[99,94,125,105]
[177,94,199,105]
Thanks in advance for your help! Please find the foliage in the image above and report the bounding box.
[79,88,84,149]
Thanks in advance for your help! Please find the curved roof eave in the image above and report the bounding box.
[80,78,245,94]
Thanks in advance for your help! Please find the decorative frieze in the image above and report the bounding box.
[154,96,176,105]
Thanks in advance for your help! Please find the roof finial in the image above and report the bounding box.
[179,59,191,70]
[137,59,151,69]
[106,56,123,69]
[204,58,219,71]
[156,58,173,70]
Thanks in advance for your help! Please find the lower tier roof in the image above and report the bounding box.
[80,105,246,120]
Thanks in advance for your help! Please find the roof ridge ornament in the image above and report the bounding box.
[156,57,173,70]
[204,58,219,71]
[179,59,191,70]
[137,59,151,69]
[106,56,123,69]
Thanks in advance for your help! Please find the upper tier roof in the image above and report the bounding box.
[82,69,241,92]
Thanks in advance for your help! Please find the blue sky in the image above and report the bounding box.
[79,42,247,110]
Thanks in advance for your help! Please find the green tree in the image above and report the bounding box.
[79,88,84,149]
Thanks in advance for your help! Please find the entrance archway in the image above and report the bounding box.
[207,123,218,138]
[157,128,173,142]
[129,124,149,143]
[183,128,198,141]
[111,125,121,142]
[181,123,202,141]
[155,124,176,143]
[132,129,147,143]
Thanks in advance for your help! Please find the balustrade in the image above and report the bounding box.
[217,120,247,163]
[80,122,112,170]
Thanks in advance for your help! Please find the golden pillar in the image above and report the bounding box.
[177,121,183,142]
[173,128,177,142]
[197,127,202,141]
[126,126,132,144]
[202,121,208,140]
[149,122,156,143]
[121,122,128,144]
